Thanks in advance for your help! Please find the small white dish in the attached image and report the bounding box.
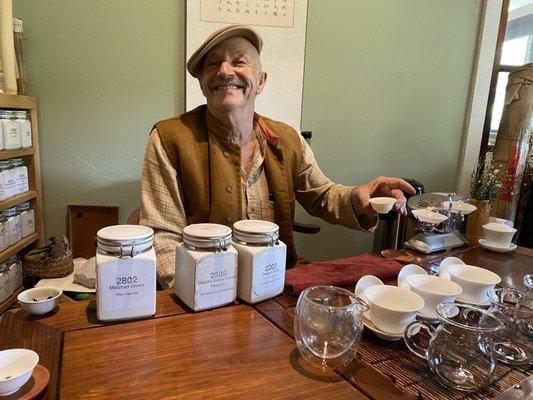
[369,197,396,214]
[397,264,427,288]
[441,201,477,215]
[454,297,491,307]
[0,349,39,396]
[17,287,62,315]
[438,257,465,278]
[416,311,441,324]
[363,313,404,341]
[479,239,517,253]
[412,209,448,224]
[354,275,384,297]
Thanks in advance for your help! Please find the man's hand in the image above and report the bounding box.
[351,177,416,216]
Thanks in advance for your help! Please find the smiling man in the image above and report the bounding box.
[139,25,414,288]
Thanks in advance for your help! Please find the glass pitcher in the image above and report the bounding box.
[294,286,368,370]
[404,303,504,392]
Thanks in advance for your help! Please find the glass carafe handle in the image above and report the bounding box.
[403,321,436,359]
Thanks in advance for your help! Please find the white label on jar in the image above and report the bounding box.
[194,252,237,310]
[4,170,15,198]
[0,172,6,201]
[8,215,22,245]
[2,120,20,149]
[252,247,286,298]
[21,210,35,237]
[15,166,29,193]
[0,222,9,252]
[20,120,31,148]
[99,259,155,313]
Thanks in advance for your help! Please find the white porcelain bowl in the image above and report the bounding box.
[404,274,462,317]
[0,349,39,396]
[369,197,396,214]
[18,287,62,315]
[412,209,448,224]
[441,201,477,215]
[482,222,516,247]
[445,264,501,304]
[363,285,424,334]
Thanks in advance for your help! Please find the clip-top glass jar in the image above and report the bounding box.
[14,111,31,148]
[2,206,21,246]
[96,225,156,321]
[16,201,34,238]
[175,223,238,311]
[0,110,21,150]
[232,220,287,304]
[11,158,29,194]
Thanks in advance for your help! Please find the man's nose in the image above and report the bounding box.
[217,61,234,76]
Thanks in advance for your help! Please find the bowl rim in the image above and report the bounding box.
[405,274,462,296]
[17,287,62,304]
[0,348,39,385]
[364,285,425,313]
[447,264,501,285]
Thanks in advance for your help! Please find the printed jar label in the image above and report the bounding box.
[252,247,286,299]
[99,259,155,313]
[194,252,237,310]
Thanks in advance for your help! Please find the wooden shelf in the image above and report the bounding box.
[0,233,39,264]
[0,148,35,160]
[0,285,23,315]
[0,93,36,110]
[0,190,38,212]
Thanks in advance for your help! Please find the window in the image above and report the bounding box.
[483,0,533,149]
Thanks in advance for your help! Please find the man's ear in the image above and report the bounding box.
[256,71,267,95]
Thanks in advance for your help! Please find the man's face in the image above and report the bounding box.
[198,37,266,115]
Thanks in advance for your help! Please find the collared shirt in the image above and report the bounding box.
[140,123,377,288]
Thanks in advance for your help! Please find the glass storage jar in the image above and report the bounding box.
[11,157,28,194]
[175,223,238,311]
[16,201,34,237]
[14,111,31,148]
[232,220,287,304]
[96,225,157,321]
[2,206,21,245]
[0,110,21,150]
[0,160,16,199]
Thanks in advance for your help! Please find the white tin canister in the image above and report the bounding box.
[232,220,287,304]
[175,223,238,311]
[96,225,156,322]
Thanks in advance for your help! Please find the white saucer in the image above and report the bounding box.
[479,239,517,253]
[455,297,491,307]
[417,312,440,324]
[363,313,405,341]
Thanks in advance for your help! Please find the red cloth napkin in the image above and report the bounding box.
[284,253,403,295]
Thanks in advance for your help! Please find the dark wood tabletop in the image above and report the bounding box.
[0,244,531,399]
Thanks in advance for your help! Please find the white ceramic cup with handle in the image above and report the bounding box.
[404,274,462,318]
[363,285,424,334]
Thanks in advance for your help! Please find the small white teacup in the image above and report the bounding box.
[445,264,501,304]
[404,274,462,318]
[363,285,424,334]
[482,222,516,247]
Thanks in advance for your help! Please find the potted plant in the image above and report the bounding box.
[466,151,503,242]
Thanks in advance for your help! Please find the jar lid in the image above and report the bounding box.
[233,220,279,244]
[182,223,232,249]
[2,207,18,217]
[10,158,23,166]
[16,201,31,211]
[97,225,154,256]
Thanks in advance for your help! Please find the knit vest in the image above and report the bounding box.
[154,105,302,268]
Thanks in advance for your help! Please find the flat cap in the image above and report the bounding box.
[187,24,263,78]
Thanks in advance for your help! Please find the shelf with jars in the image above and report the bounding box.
[0,94,43,313]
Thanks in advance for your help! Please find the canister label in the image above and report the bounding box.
[252,247,286,298]
[99,260,155,313]
[194,252,237,310]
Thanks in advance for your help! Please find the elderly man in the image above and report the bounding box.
[140,24,414,288]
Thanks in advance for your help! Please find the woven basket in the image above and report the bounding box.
[23,246,74,279]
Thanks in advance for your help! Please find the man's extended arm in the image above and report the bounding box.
[139,129,187,288]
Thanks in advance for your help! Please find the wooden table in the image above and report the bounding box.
[0,245,531,399]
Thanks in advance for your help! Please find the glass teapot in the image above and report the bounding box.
[404,303,504,392]
[294,286,368,370]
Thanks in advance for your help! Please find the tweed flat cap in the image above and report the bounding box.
[187,24,263,78]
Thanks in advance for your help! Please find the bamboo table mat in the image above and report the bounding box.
[357,331,531,399]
